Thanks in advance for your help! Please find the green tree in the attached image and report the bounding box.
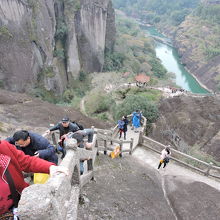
[149,59,167,78]
[114,95,159,123]
[103,51,126,72]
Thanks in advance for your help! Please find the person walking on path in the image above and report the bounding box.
[117,118,125,139]
[158,145,171,169]
[122,116,129,140]
[0,140,68,219]
[132,110,142,133]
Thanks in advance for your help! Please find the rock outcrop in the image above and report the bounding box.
[0,0,115,93]
[150,95,220,162]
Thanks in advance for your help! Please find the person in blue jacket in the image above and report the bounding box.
[6,130,58,165]
[117,118,125,139]
[132,110,142,132]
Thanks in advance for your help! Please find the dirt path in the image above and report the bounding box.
[80,97,88,116]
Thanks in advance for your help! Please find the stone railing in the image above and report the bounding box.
[18,131,98,220]
[95,113,147,156]
[140,136,220,180]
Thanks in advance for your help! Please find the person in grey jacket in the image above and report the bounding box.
[6,130,58,164]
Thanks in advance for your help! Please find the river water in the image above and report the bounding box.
[143,26,209,94]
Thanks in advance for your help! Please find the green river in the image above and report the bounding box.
[143,26,209,94]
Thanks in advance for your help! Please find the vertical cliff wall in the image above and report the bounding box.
[74,0,115,73]
[0,0,115,93]
[0,0,56,92]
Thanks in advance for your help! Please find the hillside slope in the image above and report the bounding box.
[0,89,110,139]
[174,15,220,92]
[150,95,220,162]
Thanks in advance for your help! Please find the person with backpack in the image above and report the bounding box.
[122,116,129,140]
[64,132,92,175]
[45,117,80,159]
[157,145,171,169]
[0,140,68,219]
[6,130,58,165]
[117,118,125,139]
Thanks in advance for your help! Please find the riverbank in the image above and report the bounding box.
[184,66,212,93]
[142,25,211,94]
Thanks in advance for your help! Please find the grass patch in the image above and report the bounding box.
[188,144,220,166]
[0,26,13,39]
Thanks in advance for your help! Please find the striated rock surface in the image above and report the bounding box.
[0,0,56,92]
[0,0,115,93]
[75,0,115,73]
[149,95,220,162]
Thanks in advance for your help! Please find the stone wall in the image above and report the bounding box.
[18,133,97,219]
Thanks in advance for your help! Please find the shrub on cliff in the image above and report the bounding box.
[85,91,116,115]
[114,94,159,123]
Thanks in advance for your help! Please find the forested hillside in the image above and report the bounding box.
[112,0,199,26]
[174,2,220,91]
[112,0,220,91]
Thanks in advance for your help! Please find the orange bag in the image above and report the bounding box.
[110,146,120,159]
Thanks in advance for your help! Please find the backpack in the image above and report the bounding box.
[118,120,125,129]
[72,121,84,130]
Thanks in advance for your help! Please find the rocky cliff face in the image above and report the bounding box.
[75,0,115,73]
[150,95,220,162]
[0,0,115,93]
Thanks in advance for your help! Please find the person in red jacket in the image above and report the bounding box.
[0,140,68,219]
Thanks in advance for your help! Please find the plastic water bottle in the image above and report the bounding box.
[13,207,19,220]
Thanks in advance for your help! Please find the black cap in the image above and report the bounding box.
[62,117,70,122]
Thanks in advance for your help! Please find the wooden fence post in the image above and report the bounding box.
[119,141,123,157]
[130,138,134,155]
[104,139,107,155]
[205,162,213,176]
[96,140,99,156]
[87,159,93,171]
[139,131,143,145]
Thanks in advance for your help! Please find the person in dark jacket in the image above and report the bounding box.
[6,130,58,165]
[45,117,80,159]
[46,117,79,138]
[0,140,68,219]
[122,116,129,140]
